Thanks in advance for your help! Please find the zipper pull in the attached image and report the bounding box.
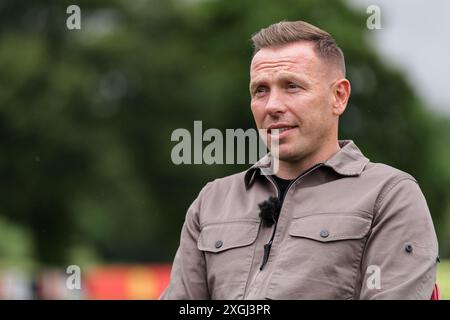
[260,240,273,270]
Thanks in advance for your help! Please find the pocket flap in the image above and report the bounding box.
[289,213,371,242]
[198,220,260,253]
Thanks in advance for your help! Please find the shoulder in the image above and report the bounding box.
[187,170,249,214]
[364,161,416,181]
[358,161,427,214]
[363,161,418,192]
[363,162,428,215]
[190,170,251,222]
[199,170,248,197]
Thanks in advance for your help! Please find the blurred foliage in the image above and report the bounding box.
[0,0,449,266]
[0,216,35,270]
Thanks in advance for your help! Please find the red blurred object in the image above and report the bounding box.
[85,264,171,300]
[430,283,440,300]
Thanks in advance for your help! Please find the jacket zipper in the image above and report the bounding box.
[259,163,323,270]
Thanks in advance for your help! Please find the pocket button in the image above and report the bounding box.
[215,240,223,249]
[319,229,330,238]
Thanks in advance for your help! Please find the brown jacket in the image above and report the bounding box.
[161,140,438,299]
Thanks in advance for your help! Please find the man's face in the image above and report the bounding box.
[250,41,341,163]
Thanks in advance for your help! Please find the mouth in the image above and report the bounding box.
[268,126,296,134]
[267,125,298,139]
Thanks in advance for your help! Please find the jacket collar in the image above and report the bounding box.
[244,140,369,189]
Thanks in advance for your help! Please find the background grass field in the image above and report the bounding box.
[437,260,450,299]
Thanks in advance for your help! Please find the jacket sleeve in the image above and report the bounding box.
[358,177,439,299]
[159,184,210,299]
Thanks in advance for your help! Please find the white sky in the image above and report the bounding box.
[347,0,450,115]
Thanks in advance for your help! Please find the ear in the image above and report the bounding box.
[331,78,351,116]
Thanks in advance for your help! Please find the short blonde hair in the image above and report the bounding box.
[251,20,346,76]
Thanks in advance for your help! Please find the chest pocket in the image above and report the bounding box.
[197,219,260,299]
[198,219,259,252]
[267,212,372,300]
[289,213,371,242]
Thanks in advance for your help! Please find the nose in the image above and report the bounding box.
[265,89,287,116]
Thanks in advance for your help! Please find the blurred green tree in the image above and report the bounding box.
[0,0,449,265]
[0,215,35,270]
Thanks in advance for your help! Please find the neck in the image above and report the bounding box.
[275,140,341,179]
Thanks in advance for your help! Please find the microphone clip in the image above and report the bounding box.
[258,196,281,227]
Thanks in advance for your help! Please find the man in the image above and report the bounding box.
[161,21,438,299]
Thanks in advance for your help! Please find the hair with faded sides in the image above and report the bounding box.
[251,20,346,76]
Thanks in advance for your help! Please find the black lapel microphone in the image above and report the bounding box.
[258,196,281,227]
